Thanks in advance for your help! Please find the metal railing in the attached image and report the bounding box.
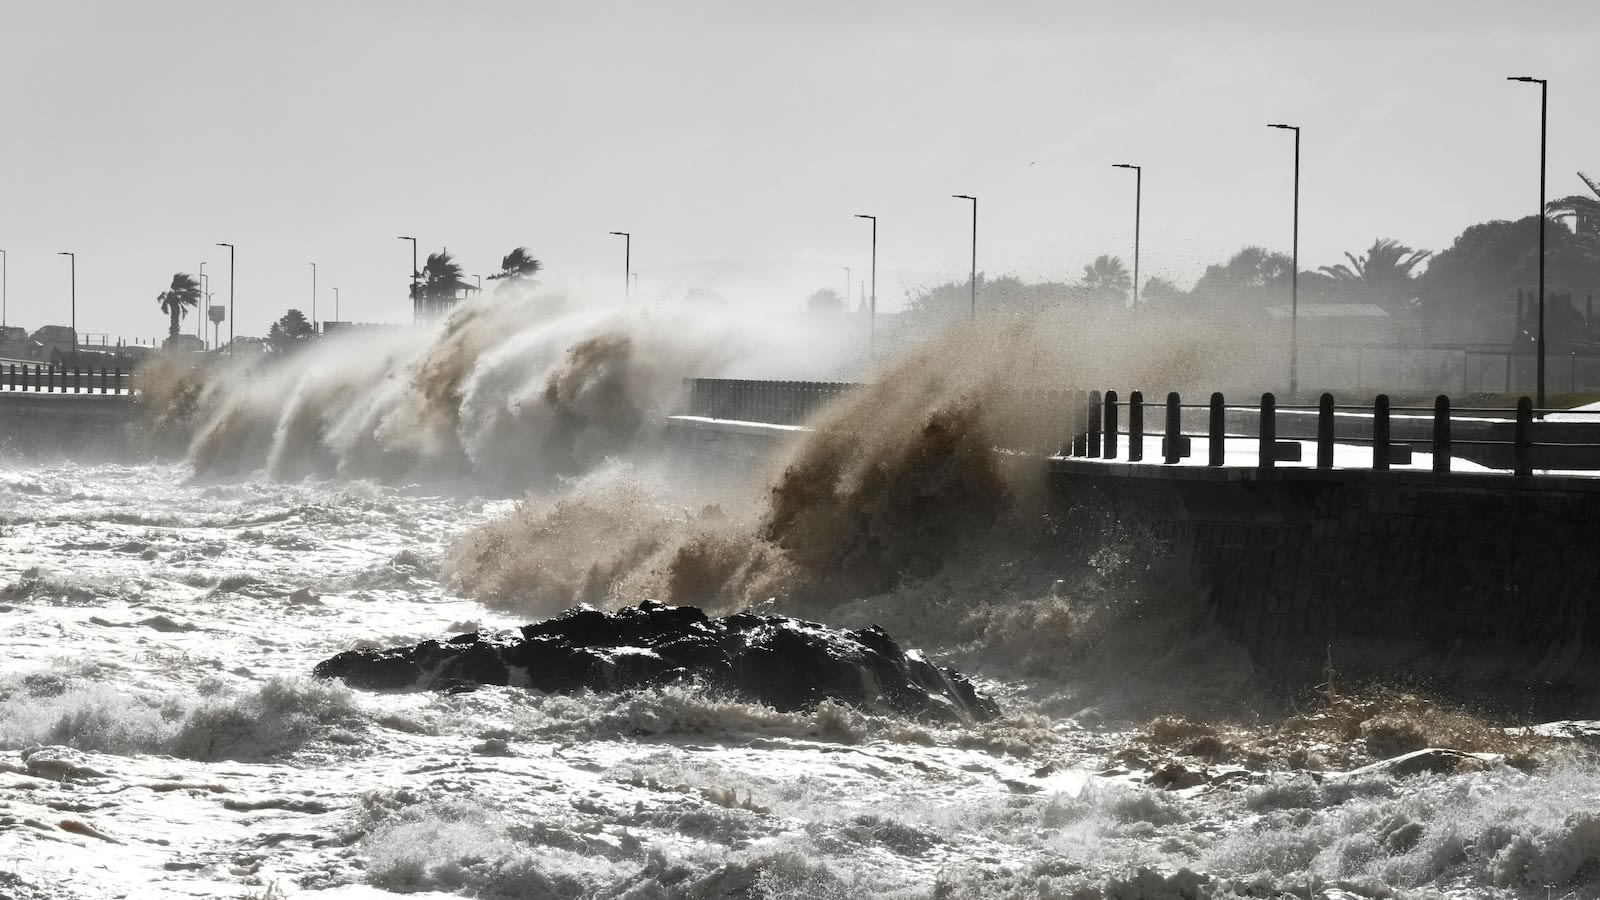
[678,378,1600,477]
[1,363,132,396]
[683,378,858,426]
[1073,390,1596,477]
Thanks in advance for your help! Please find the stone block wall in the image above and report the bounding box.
[1056,462,1600,705]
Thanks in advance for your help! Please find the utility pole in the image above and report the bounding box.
[216,242,235,354]
[1113,164,1142,310]
[398,236,418,323]
[855,215,877,348]
[1268,123,1300,401]
[1509,76,1548,410]
[953,195,977,318]
[609,232,631,305]
[57,251,76,361]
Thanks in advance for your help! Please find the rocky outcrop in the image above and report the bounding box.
[313,600,999,722]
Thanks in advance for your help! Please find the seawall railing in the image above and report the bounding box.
[679,377,1600,476]
[1,363,133,396]
[1074,390,1600,476]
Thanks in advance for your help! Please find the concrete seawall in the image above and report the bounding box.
[664,414,1600,706]
[0,393,138,458]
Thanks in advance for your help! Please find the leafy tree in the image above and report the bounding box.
[1317,238,1431,309]
[1141,276,1186,309]
[1416,215,1600,343]
[487,247,543,292]
[1188,246,1293,314]
[156,273,202,346]
[806,287,845,313]
[412,250,473,316]
[1079,255,1131,307]
[268,308,316,353]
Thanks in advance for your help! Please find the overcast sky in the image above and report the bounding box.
[3,0,1598,342]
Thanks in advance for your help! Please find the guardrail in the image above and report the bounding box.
[683,378,857,426]
[680,377,1600,476]
[1072,390,1596,476]
[1,363,133,395]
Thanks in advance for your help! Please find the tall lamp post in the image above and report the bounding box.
[197,261,207,343]
[1268,123,1300,401]
[953,195,977,318]
[57,251,75,360]
[309,262,318,331]
[1,248,7,329]
[397,236,418,323]
[332,287,340,322]
[1509,75,1548,411]
[215,242,235,354]
[855,214,877,347]
[199,273,210,348]
[609,232,631,305]
[1112,164,1142,310]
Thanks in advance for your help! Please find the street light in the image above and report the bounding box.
[952,195,977,318]
[1509,75,1548,411]
[309,262,318,331]
[215,243,235,354]
[609,232,631,305]
[397,236,418,323]
[1112,164,1142,310]
[197,261,207,343]
[56,252,75,359]
[199,273,210,348]
[332,287,340,322]
[855,215,877,346]
[1268,123,1300,401]
[1,248,7,329]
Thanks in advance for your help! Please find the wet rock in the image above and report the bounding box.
[1147,762,1208,790]
[286,588,320,605]
[1346,747,1499,779]
[314,600,999,722]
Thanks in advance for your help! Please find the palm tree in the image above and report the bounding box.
[1318,238,1431,309]
[413,250,473,317]
[1080,255,1131,306]
[1547,172,1600,237]
[156,273,201,345]
[487,247,543,289]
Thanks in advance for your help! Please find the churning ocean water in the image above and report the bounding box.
[4,295,1600,900]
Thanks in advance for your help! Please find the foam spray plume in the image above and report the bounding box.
[136,288,858,487]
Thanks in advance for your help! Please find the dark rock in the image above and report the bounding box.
[314,600,999,722]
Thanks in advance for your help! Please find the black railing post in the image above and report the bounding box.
[1208,392,1225,466]
[1103,390,1119,458]
[114,366,122,395]
[1433,394,1451,474]
[74,366,81,394]
[1164,392,1181,464]
[1071,391,1087,457]
[1087,390,1102,457]
[1317,392,1335,469]
[1374,394,1391,471]
[1258,392,1276,469]
[1514,396,1534,477]
[47,364,55,393]
[1129,390,1144,462]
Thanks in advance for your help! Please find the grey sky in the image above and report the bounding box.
[3,0,1597,342]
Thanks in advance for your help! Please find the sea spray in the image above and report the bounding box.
[133,287,849,486]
